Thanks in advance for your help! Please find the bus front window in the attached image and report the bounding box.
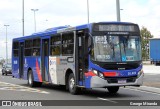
[91,35,141,62]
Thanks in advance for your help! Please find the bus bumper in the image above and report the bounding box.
[89,73,144,88]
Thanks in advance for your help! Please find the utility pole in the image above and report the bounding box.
[116,0,121,21]
[22,0,25,36]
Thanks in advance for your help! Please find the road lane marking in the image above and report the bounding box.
[125,87,160,96]
[97,97,118,103]
[0,81,49,94]
[144,73,160,75]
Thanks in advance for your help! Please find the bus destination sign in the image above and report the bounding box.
[94,24,138,32]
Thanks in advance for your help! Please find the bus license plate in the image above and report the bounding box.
[118,79,126,84]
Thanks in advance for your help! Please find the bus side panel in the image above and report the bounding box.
[49,56,58,84]
[12,57,19,78]
[24,57,42,82]
[49,56,75,85]
[57,56,75,85]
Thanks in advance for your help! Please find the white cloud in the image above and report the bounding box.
[0,0,160,58]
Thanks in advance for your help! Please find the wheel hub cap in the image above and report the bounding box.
[69,78,75,89]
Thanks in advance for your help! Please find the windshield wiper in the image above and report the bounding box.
[109,42,115,58]
[123,41,126,55]
[113,48,115,58]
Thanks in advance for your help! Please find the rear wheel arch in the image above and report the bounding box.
[27,68,42,87]
[27,68,35,87]
[27,67,32,78]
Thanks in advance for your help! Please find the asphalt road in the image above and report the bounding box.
[143,64,160,88]
[0,65,160,109]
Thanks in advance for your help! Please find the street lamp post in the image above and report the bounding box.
[31,9,39,32]
[87,0,90,25]
[4,25,9,64]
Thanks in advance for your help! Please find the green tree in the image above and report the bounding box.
[140,26,154,60]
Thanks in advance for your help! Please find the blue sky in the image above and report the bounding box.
[136,0,147,5]
[0,0,160,59]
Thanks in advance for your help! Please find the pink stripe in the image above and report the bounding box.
[36,59,42,82]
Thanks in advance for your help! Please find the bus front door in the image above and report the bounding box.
[42,39,49,82]
[19,42,24,78]
[76,30,89,86]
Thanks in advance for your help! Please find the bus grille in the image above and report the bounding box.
[105,77,137,84]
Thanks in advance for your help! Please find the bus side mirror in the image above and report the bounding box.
[88,36,92,48]
[88,36,93,54]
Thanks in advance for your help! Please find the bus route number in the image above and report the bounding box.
[128,72,136,76]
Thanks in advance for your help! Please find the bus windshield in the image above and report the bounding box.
[91,35,141,62]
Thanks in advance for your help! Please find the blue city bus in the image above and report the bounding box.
[12,22,143,94]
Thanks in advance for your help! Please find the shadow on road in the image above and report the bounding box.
[0,74,143,98]
[20,83,140,98]
[1,74,12,77]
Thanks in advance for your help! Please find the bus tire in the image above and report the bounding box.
[107,86,119,94]
[28,70,36,87]
[68,73,79,95]
[36,82,42,87]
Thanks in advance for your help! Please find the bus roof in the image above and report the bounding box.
[13,21,138,41]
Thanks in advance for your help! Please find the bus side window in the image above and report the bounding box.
[50,35,61,56]
[62,32,74,55]
[33,38,40,56]
[25,39,33,56]
[51,46,60,56]
[13,41,19,57]
[33,49,36,56]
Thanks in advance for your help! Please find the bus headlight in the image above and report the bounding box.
[138,70,143,78]
[93,69,104,79]
[93,70,98,75]
[99,73,104,79]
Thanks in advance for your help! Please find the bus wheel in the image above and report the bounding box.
[107,86,119,94]
[68,73,79,95]
[28,70,36,87]
[36,82,42,87]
